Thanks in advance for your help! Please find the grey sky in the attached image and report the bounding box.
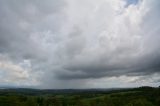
[0,0,160,89]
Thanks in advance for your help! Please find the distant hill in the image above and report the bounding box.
[0,86,159,106]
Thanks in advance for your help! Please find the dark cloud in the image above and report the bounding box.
[0,0,160,88]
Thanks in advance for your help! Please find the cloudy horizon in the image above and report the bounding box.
[0,0,160,89]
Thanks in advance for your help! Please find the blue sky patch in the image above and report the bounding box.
[126,0,139,6]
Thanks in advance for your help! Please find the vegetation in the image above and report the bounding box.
[0,86,159,106]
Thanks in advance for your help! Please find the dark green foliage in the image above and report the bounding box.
[0,87,159,106]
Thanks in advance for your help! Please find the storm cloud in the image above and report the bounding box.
[0,0,160,88]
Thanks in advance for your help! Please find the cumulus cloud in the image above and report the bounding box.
[0,0,160,88]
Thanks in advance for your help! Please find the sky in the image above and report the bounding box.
[0,0,160,89]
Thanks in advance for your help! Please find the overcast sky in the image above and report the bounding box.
[0,0,160,89]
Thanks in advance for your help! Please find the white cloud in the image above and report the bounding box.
[0,60,28,82]
[0,0,160,88]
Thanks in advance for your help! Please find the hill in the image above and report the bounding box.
[0,86,159,106]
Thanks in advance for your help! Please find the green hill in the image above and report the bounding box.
[0,86,159,106]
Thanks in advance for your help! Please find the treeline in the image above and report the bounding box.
[0,86,159,106]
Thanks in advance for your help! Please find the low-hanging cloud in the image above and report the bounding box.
[0,0,160,88]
